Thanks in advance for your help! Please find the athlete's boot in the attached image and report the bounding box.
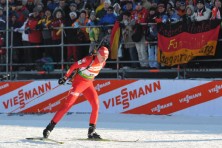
[43,121,56,138]
[88,124,101,139]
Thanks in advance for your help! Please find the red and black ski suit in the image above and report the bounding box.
[52,55,106,125]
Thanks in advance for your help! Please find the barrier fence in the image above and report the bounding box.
[1,24,222,81]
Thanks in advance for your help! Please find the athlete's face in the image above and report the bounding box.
[97,53,107,63]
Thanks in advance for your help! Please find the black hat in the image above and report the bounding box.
[196,0,205,4]
[157,0,166,7]
[149,7,156,11]
[80,10,86,14]
[108,6,114,11]
[180,0,186,5]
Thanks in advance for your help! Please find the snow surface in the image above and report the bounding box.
[1,113,222,148]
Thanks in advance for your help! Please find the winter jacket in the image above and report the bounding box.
[65,55,106,80]
[121,20,135,48]
[50,18,64,41]
[86,20,100,42]
[16,6,29,23]
[99,13,117,25]
[37,16,53,40]
[18,19,29,42]
[185,5,195,23]
[194,7,211,21]
[26,15,42,43]
[131,7,148,24]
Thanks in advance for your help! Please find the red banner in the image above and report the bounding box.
[157,20,221,66]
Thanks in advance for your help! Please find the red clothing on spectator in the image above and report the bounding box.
[131,7,149,24]
[26,15,42,43]
[50,18,64,41]
[17,6,29,23]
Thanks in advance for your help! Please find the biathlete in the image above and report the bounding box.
[43,46,109,139]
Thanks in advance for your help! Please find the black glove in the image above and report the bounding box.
[24,27,31,34]
[58,76,67,85]
[36,24,44,31]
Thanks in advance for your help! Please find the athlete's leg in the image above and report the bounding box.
[52,80,91,123]
[82,83,101,138]
[82,82,99,125]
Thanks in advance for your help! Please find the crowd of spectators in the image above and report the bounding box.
[0,0,222,71]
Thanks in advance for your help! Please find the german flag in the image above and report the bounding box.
[110,21,121,59]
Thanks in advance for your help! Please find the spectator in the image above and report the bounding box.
[9,14,23,65]
[95,0,106,13]
[14,1,30,24]
[25,7,43,63]
[99,6,117,40]
[35,1,44,13]
[177,0,187,18]
[26,0,35,12]
[122,0,135,12]
[211,0,222,20]
[142,0,152,10]
[113,3,122,16]
[99,6,117,25]
[50,9,65,63]
[167,4,181,23]
[72,10,90,59]
[205,0,214,10]
[96,0,111,19]
[37,8,53,57]
[146,6,159,69]
[0,0,6,14]
[185,4,195,23]
[186,0,196,5]
[16,18,31,66]
[155,1,168,68]
[131,2,149,69]
[47,0,59,13]
[69,2,80,17]
[121,11,139,68]
[118,0,134,21]
[74,0,87,11]
[53,0,69,18]
[86,10,100,53]
[0,6,6,31]
[193,0,211,21]
[150,0,158,8]
[155,2,168,24]
[72,10,89,33]
[65,11,79,62]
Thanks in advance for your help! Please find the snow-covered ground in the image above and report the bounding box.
[1,113,222,148]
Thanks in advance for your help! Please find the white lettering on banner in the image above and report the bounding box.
[179,93,202,103]
[2,82,51,110]
[103,81,161,110]
[151,102,173,113]
[43,101,61,111]
[0,83,9,90]
[208,84,222,93]
[95,81,111,91]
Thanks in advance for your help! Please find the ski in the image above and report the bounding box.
[26,137,64,144]
[77,138,139,142]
